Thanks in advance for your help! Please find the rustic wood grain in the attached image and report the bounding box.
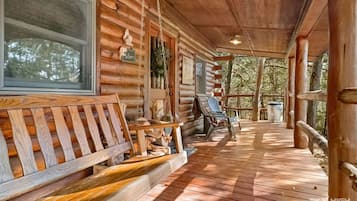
[68,106,92,156]
[8,109,38,175]
[40,152,187,201]
[107,103,124,143]
[95,104,115,146]
[0,95,117,110]
[83,105,105,151]
[31,108,58,168]
[297,90,327,102]
[287,57,296,129]
[115,95,135,152]
[0,142,131,201]
[51,107,76,161]
[328,0,357,198]
[0,129,14,183]
[294,37,309,149]
[141,121,328,201]
[172,126,184,153]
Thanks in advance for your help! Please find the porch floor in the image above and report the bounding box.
[139,121,328,201]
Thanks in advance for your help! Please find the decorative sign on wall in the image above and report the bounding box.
[119,29,136,63]
[182,56,194,85]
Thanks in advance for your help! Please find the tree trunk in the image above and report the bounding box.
[252,58,265,121]
[307,54,324,128]
[294,37,308,149]
[224,56,234,106]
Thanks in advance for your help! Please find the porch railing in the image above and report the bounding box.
[223,93,284,119]
[296,90,327,154]
[337,87,357,191]
[298,88,357,193]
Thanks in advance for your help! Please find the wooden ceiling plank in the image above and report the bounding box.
[225,0,256,57]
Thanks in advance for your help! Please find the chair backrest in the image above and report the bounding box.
[207,97,222,113]
[195,94,211,115]
[0,94,134,200]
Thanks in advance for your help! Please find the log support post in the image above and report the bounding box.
[252,58,265,121]
[328,0,357,199]
[287,57,295,129]
[294,37,308,148]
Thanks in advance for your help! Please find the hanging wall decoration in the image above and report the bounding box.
[182,56,194,85]
[119,29,136,63]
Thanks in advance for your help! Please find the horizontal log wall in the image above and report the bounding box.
[178,36,215,136]
[99,0,146,120]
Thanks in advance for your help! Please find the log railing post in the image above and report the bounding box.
[328,0,357,199]
[294,37,308,148]
[287,57,295,129]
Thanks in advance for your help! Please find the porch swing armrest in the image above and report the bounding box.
[128,122,184,154]
[128,122,183,131]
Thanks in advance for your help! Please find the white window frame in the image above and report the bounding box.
[0,0,96,95]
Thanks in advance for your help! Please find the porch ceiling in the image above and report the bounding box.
[165,0,328,60]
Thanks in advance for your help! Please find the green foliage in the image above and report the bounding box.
[5,38,80,83]
[221,56,287,119]
[150,42,170,77]
[315,54,329,136]
[220,53,328,132]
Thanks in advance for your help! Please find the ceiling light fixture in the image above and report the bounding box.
[230,35,242,45]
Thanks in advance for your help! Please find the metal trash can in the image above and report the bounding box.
[267,102,283,123]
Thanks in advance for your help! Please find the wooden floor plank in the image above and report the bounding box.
[143,121,328,201]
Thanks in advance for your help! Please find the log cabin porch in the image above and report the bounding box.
[0,0,356,200]
[140,121,328,201]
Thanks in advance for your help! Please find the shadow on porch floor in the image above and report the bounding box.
[138,121,328,201]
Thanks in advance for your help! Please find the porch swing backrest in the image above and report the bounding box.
[0,94,134,201]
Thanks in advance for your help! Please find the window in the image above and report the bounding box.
[0,0,96,94]
[195,59,206,94]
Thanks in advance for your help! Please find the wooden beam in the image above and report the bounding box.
[252,58,265,121]
[212,65,223,71]
[297,90,327,102]
[328,0,357,198]
[213,55,234,61]
[294,37,309,149]
[223,107,253,111]
[287,57,296,129]
[216,47,285,59]
[338,88,357,104]
[285,0,328,58]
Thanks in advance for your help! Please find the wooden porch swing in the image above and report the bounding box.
[0,1,187,200]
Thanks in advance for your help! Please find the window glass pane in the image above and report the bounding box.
[4,0,87,40]
[4,38,81,89]
[195,61,206,94]
[2,0,93,91]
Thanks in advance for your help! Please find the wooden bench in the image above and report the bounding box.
[0,94,187,200]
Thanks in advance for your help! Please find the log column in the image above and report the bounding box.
[287,57,295,129]
[328,0,357,199]
[294,37,308,148]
